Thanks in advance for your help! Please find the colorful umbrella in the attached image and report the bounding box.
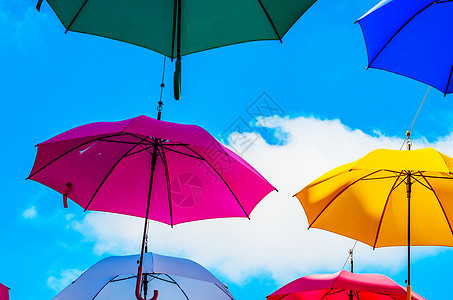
[0,283,9,300]
[53,252,234,300]
[28,115,276,299]
[36,0,317,99]
[356,0,453,96]
[267,270,425,300]
[295,147,453,299]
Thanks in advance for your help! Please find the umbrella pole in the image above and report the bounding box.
[349,249,353,300]
[173,0,182,100]
[406,171,412,300]
[136,139,160,300]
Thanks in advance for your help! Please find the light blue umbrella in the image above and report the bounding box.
[356,0,453,96]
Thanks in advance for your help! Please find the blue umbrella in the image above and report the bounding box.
[356,0,453,96]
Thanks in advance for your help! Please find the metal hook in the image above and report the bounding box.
[406,131,412,150]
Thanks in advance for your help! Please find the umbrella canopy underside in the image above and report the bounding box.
[357,0,453,95]
[28,116,275,225]
[44,0,316,57]
[297,148,453,247]
[53,252,234,300]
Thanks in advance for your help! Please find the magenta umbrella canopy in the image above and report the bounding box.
[267,270,425,300]
[0,283,9,300]
[28,115,276,225]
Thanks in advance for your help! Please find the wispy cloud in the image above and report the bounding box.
[22,206,37,219]
[70,115,450,285]
[47,269,83,292]
[0,2,47,49]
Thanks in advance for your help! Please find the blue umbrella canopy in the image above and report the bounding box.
[356,0,453,96]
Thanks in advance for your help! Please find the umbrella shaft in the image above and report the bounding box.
[139,141,159,266]
[406,172,411,286]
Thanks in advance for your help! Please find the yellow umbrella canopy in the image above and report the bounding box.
[296,147,453,248]
[296,147,453,300]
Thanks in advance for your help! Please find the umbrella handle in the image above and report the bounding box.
[173,60,181,100]
[136,266,159,300]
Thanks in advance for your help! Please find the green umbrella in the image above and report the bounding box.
[37,0,316,99]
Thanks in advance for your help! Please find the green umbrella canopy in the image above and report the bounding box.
[39,0,316,58]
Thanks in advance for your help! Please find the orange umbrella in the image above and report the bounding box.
[296,148,453,299]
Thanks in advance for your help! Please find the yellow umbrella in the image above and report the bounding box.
[295,147,453,300]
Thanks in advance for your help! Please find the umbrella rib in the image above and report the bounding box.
[161,145,203,160]
[157,143,174,227]
[418,171,453,235]
[165,274,190,300]
[257,0,282,42]
[365,1,435,69]
[181,145,251,219]
[143,273,177,284]
[320,288,335,300]
[444,64,453,97]
[326,289,345,296]
[65,0,89,33]
[411,175,432,190]
[92,275,119,299]
[27,133,126,179]
[125,145,154,157]
[308,170,382,229]
[111,275,135,282]
[360,175,400,181]
[418,174,453,179]
[84,136,150,211]
[97,138,153,146]
[373,170,404,249]
[213,283,235,300]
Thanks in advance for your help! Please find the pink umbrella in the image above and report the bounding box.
[267,270,425,300]
[0,283,9,300]
[28,115,276,300]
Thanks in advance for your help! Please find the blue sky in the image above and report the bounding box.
[1,0,453,299]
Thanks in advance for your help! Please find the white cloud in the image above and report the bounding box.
[47,269,83,292]
[22,206,37,219]
[71,115,450,285]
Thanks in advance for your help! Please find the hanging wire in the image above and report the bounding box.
[157,56,167,119]
[159,56,167,104]
[399,86,431,150]
[341,240,358,271]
